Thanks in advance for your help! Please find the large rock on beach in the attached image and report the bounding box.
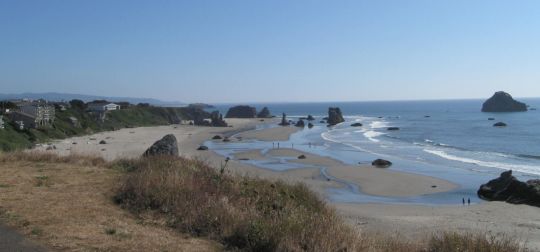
[327,107,345,125]
[257,107,272,118]
[225,105,257,118]
[295,119,305,127]
[477,170,540,207]
[481,91,527,112]
[279,113,290,126]
[210,111,228,127]
[143,134,179,157]
[371,159,392,168]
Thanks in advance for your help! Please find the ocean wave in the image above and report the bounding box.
[423,149,540,176]
[363,130,385,143]
[369,121,389,129]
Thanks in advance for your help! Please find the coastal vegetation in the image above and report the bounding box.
[0,101,209,151]
[0,151,526,251]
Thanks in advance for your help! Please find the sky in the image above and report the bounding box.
[1,0,540,103]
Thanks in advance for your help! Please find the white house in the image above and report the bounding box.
[87,102,121,112]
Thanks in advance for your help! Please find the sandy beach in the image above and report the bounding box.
[35,119,540,250]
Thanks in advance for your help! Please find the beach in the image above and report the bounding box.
[35,119,540,249]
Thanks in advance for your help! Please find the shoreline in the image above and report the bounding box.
[32,119,540,249]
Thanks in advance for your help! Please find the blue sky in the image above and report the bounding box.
[1,0,539,103]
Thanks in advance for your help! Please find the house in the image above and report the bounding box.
[0,115,4,129]
[18,103,55,127]
[87,102,120,112]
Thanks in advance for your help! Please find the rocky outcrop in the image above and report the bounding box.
[327,107,345,126]
[493,122,507,127]
[210,111,228,127]
[308,122,314,129]
[481,91,527,112]
[279,113,290,126]
[225,105,257,118]
[371,159,392,168]
[143,134,179,157]
[306,115,315,121]
[351,123,363,127]
[295,119,305,127]
[477,170,540,207]
[257,107,272,118]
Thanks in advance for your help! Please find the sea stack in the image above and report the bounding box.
[225,105,257,118]
[143,134,179,157]
[257,107,272,118]
[481,91,527,112]
[327,107,345,126]
[279,113,290,126]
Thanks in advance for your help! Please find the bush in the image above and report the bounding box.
[115,156,363,251]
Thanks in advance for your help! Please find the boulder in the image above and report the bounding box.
[306,115,315,121]
[257,107,272,118]
[351,123,363,127]
[308,122,314,129]
[493,122,507,127]
[371,159,392,168]
[327,107,345,125]
[298,155,306,159]
[278,113,290,126]
[477,170,540,207]
[99,140,107,144]
[225,105,257,118]
[143,134,179,157]
[481,91,527,112]
[212,135,223,140]
[387,127,400,131]
[295,119,305,127]
[197,145,209,151]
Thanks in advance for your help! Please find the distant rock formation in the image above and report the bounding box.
[143,134,179,157]
[481,91,527,112]
[279,113,290,126]
[225,105,257,118]
[257,107,272,118]
[308,122,314,128]
[493,122,507,127]
[306,115,315,121]
[478,170,540,207]
[295,119,305,127]
[327,107,345,125]
[371,159,392,168]
[210,111,228,127]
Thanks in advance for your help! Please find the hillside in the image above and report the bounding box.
[0,105,209,151]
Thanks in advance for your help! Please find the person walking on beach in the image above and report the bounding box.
[462,198,465,205]
[467,198,470,205]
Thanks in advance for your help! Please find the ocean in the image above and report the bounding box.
[209,99,540,204]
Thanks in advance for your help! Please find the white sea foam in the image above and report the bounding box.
[424,149,540,176]
[369,121,389,129]
[363,130,385,143]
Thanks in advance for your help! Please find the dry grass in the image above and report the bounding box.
[0,151,528,252]
[0,151,218,251]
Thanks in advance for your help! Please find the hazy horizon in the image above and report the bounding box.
[2,1,540,103]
